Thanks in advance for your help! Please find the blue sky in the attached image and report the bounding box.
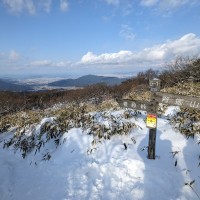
[0,0,200,78]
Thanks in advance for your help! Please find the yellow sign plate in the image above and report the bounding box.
[146,114,157,129]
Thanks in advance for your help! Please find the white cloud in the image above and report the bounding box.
[80,33,200,67]
[29,60,71,67]
[2,0,23,14]
[119,24,135,41]
[81,51,133,64]
[2,0,53,15]
[25,0,35,14]
[2,0,36,15]
[140,0,198,10]
[30,60,53,67]
[103,0,120,6]
[140,0,159,7]
[9,50,21,61]
[121,1,134,15]
[60,0,68,12]
[40,0,52,13]
[1,34,200,76]
[103,0,134,15]
[55,61,71,67]
[0,52,5,58]
[164,33,200,55]
[159,0,189,10]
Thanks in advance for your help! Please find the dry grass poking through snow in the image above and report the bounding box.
[161,82,200,97]
[2,103,140,159]
[160,82,200,138]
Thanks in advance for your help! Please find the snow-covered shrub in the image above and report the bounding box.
[0,110,43,134]
[2,105,140,159]
[87,110,140,147]
[97,99,119,111]
[161,82,200,97]
[170,108,200,138]
[159,80,200,138]
[124,90,151,101]
[159,57,200,88]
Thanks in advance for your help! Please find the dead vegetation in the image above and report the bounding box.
[2,105,140,159]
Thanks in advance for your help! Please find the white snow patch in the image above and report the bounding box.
[0,110,200,200]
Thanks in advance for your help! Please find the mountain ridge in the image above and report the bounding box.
[0,79,32,91]
[0,75,127,91]
[48,75,126,87]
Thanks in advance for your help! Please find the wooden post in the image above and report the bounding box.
[148,78,160,159]
[116,77,200,159]
[148,128,157,159]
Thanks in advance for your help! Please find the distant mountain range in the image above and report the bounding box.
[0,75,127,92]
[0,79,32,92]
[48,75,126,87]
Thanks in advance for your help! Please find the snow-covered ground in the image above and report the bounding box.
[0,107,199,200]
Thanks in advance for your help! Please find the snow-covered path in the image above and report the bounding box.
[0,110,200,200]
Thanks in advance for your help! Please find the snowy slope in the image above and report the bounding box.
[0,107,200,200]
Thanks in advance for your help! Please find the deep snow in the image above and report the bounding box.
[0,107,200,200]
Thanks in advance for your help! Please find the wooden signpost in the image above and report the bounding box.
[116,99,152,112]
[116,78,200,159]
[155,92,200,110]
